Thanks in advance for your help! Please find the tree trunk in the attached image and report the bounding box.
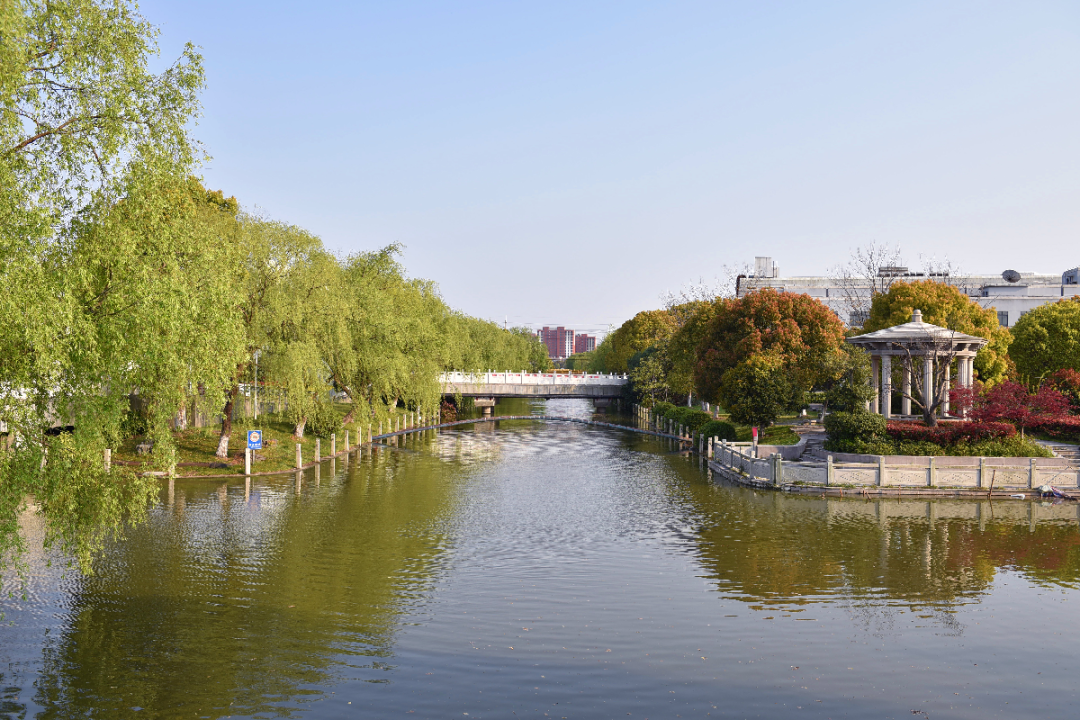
[294,418,306,438]
[922,408,938,427]
[177,402,187,431]
[216,384,240,458]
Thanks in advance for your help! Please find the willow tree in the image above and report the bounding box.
[69,176,247,461]
[332,245,451,423]
[265,244,352,439]
[0,0,208,578]
[445,315,551,373]
[208,216,330,452]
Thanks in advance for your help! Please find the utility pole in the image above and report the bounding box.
[253,349,260,420]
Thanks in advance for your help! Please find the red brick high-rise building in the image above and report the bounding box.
[540,327,575,360]
[539,327,597,359]
[574,334,596,354]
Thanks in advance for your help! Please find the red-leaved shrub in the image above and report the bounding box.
[1046,369,1080,414]
[886,421,1016,445]
[1023,416,1080,441]
[964,381,1071,428]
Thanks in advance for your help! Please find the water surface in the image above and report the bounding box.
[3,398,1079,719]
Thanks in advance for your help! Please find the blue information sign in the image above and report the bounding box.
[247,430,262,450]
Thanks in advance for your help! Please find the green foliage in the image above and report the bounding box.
[673,408,712,431]
[862,280,1011,387]
[720,354,792,428]
[628,349,670,406]
[1009,297,1080,383]
[0,0,559,586]
[695,289,847,419]
[665,301,716,396]
[305,399,341,439]
[699,419,738,441]
[824,411,887,446]
[604,310,677,373]
[822,345,875,411]
[829,436,1052,458]
[0,0,216,583]
[563,351,592,371]
[586,336,615,373]
[652,401,676,416]
[650,403,707,427]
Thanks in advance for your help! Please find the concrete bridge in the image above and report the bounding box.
[439,371,628,414]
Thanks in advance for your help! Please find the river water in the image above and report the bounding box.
[3,398,1080,719]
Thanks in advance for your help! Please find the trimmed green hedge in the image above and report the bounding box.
[823,411,886,445]
[823,410,1051,457]
[828,436,1052,458]
[699,419,738,441]
[651,403,713,432]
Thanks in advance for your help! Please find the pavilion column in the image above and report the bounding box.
[923,356,934,416]
[881,355,892,419]
[967,358,976,418]
[870,355,881,414]
[901,362,911,416]
[942,362,951,416]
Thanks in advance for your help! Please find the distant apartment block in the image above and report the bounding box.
[539,327,597,359]
[574,334,597,354]
[738,256,1080,328]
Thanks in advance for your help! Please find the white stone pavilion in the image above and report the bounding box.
[846,309,988,419]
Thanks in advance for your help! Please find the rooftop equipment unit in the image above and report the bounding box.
[877,266,909,277]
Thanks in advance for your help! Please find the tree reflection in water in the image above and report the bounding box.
[683,474,1080,617]
[3,413,1079,719]
[27,444,461,717]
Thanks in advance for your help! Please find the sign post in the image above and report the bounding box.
[751,426,759,458]
[247,430,262,450]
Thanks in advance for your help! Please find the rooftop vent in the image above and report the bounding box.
[754,257,778,279]
[1002,269,1021,283]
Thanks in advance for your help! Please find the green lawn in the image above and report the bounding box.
[113,404,420,477]
[733,424,800,445]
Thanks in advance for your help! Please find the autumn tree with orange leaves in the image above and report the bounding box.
[694,289,846,426]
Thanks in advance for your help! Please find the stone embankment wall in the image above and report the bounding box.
[708,439,1080,498]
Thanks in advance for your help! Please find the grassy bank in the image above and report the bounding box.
[113,404,422,477]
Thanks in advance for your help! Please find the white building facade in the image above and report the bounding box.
[736,257,1080,328]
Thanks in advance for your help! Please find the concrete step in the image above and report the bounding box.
[1036,441,1080,461]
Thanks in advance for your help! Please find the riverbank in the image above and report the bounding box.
[156,413,692,479]
[150,411,1080,502]
[706,443,1080,501]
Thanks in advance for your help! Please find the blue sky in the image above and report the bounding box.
[143,0,1080,335]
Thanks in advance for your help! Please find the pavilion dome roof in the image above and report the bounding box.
[846,309,989,348]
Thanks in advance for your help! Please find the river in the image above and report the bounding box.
[2,398,1079,719]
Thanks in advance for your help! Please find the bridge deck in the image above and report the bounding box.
[440,371,627,398]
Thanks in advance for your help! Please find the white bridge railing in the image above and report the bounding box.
[440,371,628,386]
